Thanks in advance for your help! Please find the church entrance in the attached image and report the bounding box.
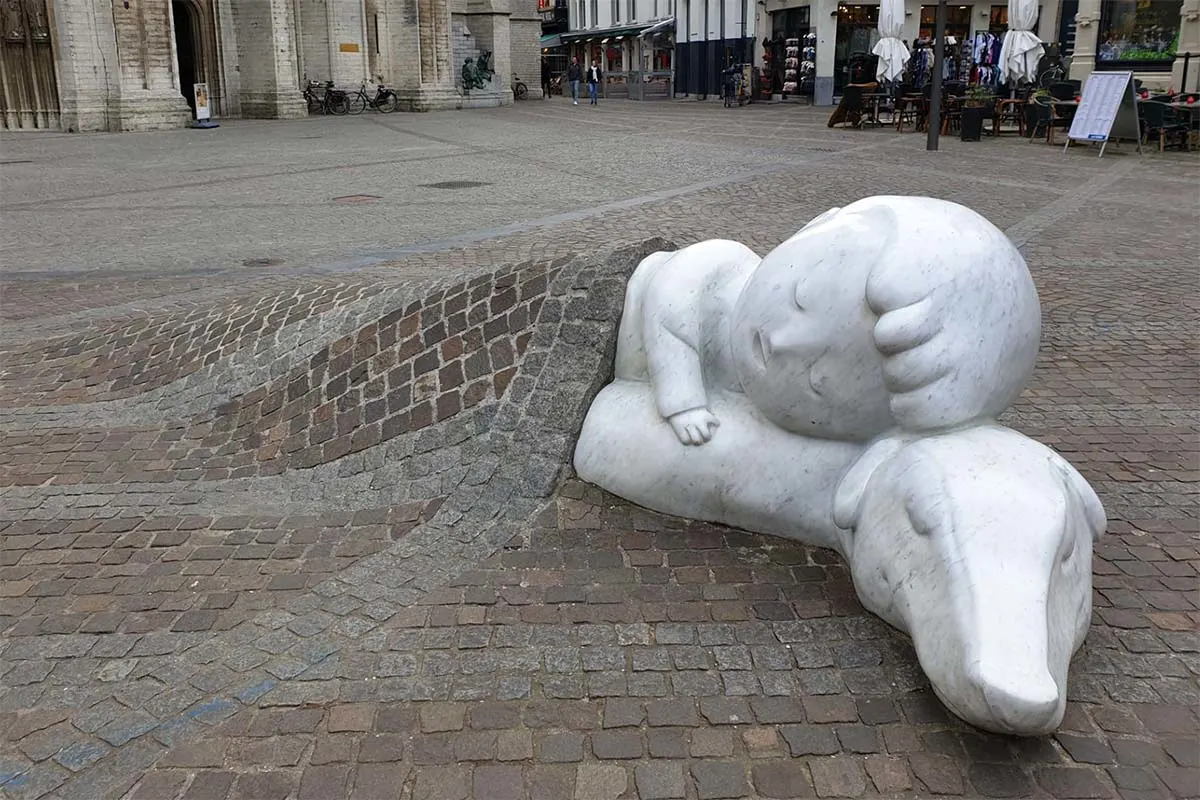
[0,0,60,129]
[173,0,200,112]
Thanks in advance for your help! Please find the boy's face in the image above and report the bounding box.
[730,207,893,442]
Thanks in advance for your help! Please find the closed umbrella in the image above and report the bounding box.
[871,0,909,84]
[998,0,1044,84]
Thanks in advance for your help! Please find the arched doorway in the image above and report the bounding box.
[173,0,200,112]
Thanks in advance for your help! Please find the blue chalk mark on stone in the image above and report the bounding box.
[183,697,238,724]
[0,771,30,788]
[234,679,277,704]
[55,742,107,771]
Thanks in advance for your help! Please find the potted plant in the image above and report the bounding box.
[960,84,993,141]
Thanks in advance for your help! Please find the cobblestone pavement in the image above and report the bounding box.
[1,102,1197,800]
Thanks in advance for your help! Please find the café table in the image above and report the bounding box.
[1168,101,1199,149]
[860,93,891,127]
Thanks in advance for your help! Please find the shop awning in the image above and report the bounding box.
[562,23,652,42]
[640,17,675,37]
[540,33,564,48]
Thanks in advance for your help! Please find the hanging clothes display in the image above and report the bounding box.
[801,34,816,96]
[906,39,959,87]
[783,38,800,95]
[970,31,1007,86]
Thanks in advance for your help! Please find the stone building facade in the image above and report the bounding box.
[0,0,539,132]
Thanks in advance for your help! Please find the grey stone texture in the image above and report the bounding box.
[0,103,1197,800]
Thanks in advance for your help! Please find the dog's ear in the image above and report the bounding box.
[833,434,910,530]
[1053,458,1107,541]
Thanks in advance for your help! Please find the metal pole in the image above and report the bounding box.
[925,0,946,150]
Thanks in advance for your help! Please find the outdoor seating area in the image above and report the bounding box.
[827,79,1200,153]
[822,0,1197,154]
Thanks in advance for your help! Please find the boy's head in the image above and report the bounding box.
[731,196,1041,441]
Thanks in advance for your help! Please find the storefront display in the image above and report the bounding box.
[1097,0,1183,70]
[835,4,881,91]
[970,31,1006,85]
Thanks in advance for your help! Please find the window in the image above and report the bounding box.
[578,0,586,26]
[1097,0,1183,70]
[988,4,1042,33]
[590,0,599,26]
[918,5,971,40]
[614,0,620,21]
[629,0,636,22]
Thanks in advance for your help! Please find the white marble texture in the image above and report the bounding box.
[573,196,1107,736]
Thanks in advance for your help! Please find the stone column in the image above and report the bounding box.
[52,0,191,131]
[434,0,454,83]
[386,0,460,109]
[230,0,307,117]
[51,0,120,131]
[1173,0,1199,92]
[1067,0,1099,83]
[420,0,438,81]
[814,0,836,105]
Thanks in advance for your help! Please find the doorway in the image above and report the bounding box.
[173,0,199,112]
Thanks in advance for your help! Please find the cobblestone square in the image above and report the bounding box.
[1,101,1197,799]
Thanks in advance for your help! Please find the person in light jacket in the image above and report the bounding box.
[587,62,602,104]
[567,58,582,105]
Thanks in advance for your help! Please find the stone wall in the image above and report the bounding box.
[509,0,543,96]
[229,0,308,118]
[49,0,525,131]
[53,0,190,132]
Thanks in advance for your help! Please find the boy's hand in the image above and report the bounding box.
[668,408,720,446]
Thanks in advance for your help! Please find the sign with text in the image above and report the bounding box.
[193,82,211,121]
[1067,71,1139,151]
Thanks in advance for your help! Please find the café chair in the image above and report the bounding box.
[1139,101,1191,152]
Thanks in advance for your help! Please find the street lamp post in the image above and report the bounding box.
[926,0,947,150]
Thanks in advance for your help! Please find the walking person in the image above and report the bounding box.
[567,57,582,105]
[587,61,602,105]
[541,57,551,100]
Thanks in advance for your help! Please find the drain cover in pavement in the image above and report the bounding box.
[243,258,285,267]
[332,194,383,204]
[420,181,491,190]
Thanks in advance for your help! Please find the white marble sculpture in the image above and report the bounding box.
[574,196,1107,736]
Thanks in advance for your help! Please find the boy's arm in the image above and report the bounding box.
[642,283,720,446]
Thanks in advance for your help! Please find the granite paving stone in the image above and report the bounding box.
[0,102,1195,799]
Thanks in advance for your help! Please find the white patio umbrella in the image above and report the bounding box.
[871,0,909,84]
[998,0,1044,84]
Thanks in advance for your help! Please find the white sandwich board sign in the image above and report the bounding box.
[1065,70,1142,157]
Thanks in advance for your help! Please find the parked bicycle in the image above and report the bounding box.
[723,66,745,108]
[512,74,528,100]
[1037,58,1071,88]
[347,80,398,114]
[303,80,349,115]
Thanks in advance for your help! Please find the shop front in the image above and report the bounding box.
[760,0,1087,104]
[562,21,677,99]
[1069,0,1196,91]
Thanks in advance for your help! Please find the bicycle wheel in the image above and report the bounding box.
[305,92,322,114]
[377,92,397,113]
[328,95,350,115]
[347,92,367,114]
[514,82,528,100]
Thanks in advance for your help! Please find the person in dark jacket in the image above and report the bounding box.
[567,58,582,105]
[587,61,602,104]
[541,58,551,99]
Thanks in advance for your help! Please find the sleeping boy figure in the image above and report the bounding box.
[574,195,1107,738]
[575,195,1044,544]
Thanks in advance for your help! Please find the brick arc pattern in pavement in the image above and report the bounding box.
[0,105,1197,800]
